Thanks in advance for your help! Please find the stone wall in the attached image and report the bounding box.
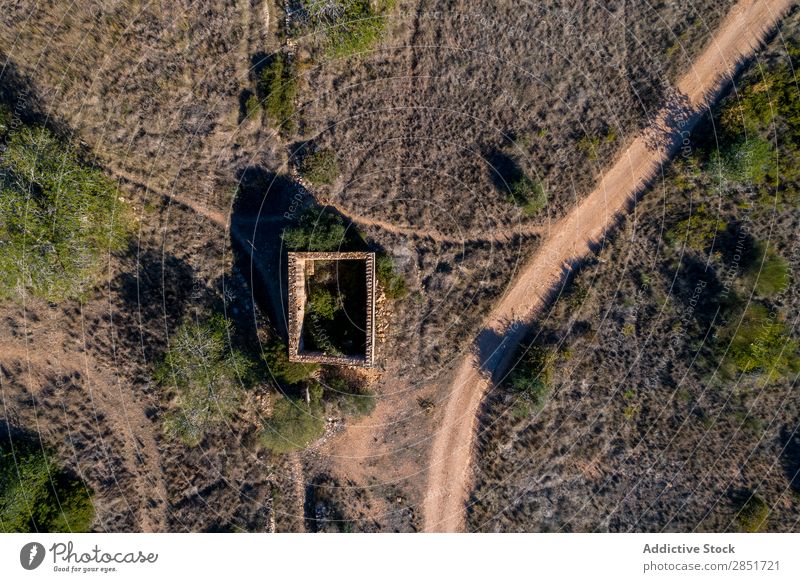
[286,252,376,367]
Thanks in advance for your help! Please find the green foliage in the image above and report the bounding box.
[744,243,790,297]
[245,93,260,119]
[282,207,348,251]
[262,340,318,385]
[716,40,800,195]
[507,344,553,415]
[300,148,340,185]
[304,0,392,58]
[156,315,254,446]
[321,369,375,418]
[735,493,769,532]
[0,435,93,532]
[721,40,800,140]
[719,303,800,381]
[376,253,408,300]
[577,135,601,161]
[667,204,726,252]
[712,137,775,185]
[507,175,548,215]
[307,286,339,320]
[257,54,297,133]
[260,395,325,453]
[0,125,129,302]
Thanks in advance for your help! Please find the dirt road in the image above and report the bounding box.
[422,0,797,532]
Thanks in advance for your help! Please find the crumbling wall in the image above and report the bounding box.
[286,252,376,367]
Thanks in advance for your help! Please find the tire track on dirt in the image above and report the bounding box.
[422,0,797,532]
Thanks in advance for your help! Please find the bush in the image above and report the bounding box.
[262,340,318,385]
[506,344,553,414]
[245,93,260,119]
[719,303,800,380]
[376,253,408,300]
[0,125,129,302]
[261,395,325,453]
[507,175,548,215]
[300,148,340,185]
[744,243,790,297]
[667,204,726,252]
[712,137,775,185]
[307,286,339,320]
[0,435,94,532]
[303,0,392,58]
[282,207,349,251]
[156,315,254,446]
[321,368,375,418]
[735,493,769,532]
[257,54,297,133]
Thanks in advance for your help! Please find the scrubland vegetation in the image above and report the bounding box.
[0,121,129,302]
[470,22,800,532]
[1,433,94,532]
[254,53,298,133]
[299,148,340,185]
[0,0,769,534]
[296,0,394,58]
[301,0,735,234]
[156,316,254,446]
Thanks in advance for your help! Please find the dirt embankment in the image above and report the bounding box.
[422,0,798,532]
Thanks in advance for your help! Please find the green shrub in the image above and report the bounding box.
[156,315,254,446]
[307,286,339,320]
[261,395,325,453]
[376,253,408,300]
[300,149,340,185]
[304,0,392,58]
[0,126,129,302]
[719,303,800,380]
[667,205,726,252]
[735,494,769,532]
[245,93,260,119]
[0,436,94,532]
[744,243,790,297]
[282,207,348,251]
[257,54,297,133]
[577,135,601,161]
[321,369,375,418]
[712,137,775,185]
[507,175,548,215]
[262,340,318,385]
[507,344,553,414]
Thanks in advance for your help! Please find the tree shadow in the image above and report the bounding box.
[484,148,523,194]
[642,88,694,153]
[230,167,307,340]
[667,254,725,328]
[238,89,255,124]
[780,426,800,494]
[0,56,72,141]
[230,166,376,342]
[111,246,196,357]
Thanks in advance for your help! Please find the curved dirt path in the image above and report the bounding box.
[292,169,545,244]
[423,0,797,532]
[320,197,544,244]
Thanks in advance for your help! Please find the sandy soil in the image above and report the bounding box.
[422,0,798,532]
